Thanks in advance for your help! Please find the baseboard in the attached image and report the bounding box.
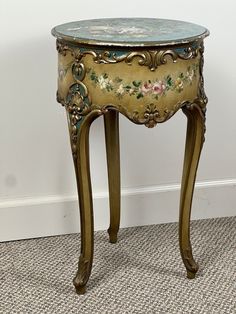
[1,179,236,242]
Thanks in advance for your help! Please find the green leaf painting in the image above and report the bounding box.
[86,63,198,100]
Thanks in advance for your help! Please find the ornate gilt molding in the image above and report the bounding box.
[57,40,74,57]
[115,47,198,71]
[132,103,169,128]
[57,61,91,159]
[56,39,199,71]
[196,42,208,108]
[183,101,206,144]
[87,47,198,71]
[131,101,190,128]
[126,95,206,129]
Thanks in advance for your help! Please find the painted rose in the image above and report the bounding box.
[87,62,198,100]
[140,82,153,94]
[152,81,166,95]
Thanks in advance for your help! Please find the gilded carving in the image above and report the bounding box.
[56,39,199,71]
[133,103,161,128]
[183,102,206,143]
[85,46,198,71]
[57,61,91,159]
[132,101,191,128]
[117,46,198,71]
[57,40,75,58]
[197,43,208,107]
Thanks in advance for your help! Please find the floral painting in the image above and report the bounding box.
[86,63,198,100]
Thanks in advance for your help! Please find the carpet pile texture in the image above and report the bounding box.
[0,217,235,313]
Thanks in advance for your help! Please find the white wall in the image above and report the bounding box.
[1,0,236,241]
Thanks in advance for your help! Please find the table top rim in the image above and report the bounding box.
[51,18,209,48]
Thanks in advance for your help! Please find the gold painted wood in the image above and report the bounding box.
[53,24,208,294]
[72,110,104,295]
[104,110,121,243]
[179,103,205,279]
[57,41,201,126]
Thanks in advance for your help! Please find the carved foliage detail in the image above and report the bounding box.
[132,102,191,128]
[133,103,162,128]
[56,39,199,71]
[119,47,198,71]
[197,42,208,107]
[182,102,206,144]
[57,59,91,159]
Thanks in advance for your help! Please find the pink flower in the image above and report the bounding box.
[140,82,153,94]
[152,81,166,95]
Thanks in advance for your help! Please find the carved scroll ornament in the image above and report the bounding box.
[57,39,199,71]
[57,62,91,159]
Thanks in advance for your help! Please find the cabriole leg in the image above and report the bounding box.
[69,110,102,295]
[104,110,121,243]
[179,103,206,279]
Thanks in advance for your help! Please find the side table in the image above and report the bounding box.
[52,18,209,295]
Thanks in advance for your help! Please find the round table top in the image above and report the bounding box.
[51,18,209,47]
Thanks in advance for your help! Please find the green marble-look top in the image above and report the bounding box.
[51,18,209,47]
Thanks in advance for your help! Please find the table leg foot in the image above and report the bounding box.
[182,247,199,278]
[74,283,86,295]
[108,229,118,243]
[187,270,197,279]
[73,254,91,295]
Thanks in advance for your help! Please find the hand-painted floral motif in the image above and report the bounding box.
[87,63,198,100]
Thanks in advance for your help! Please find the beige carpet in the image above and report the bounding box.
[0,217,236,313]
